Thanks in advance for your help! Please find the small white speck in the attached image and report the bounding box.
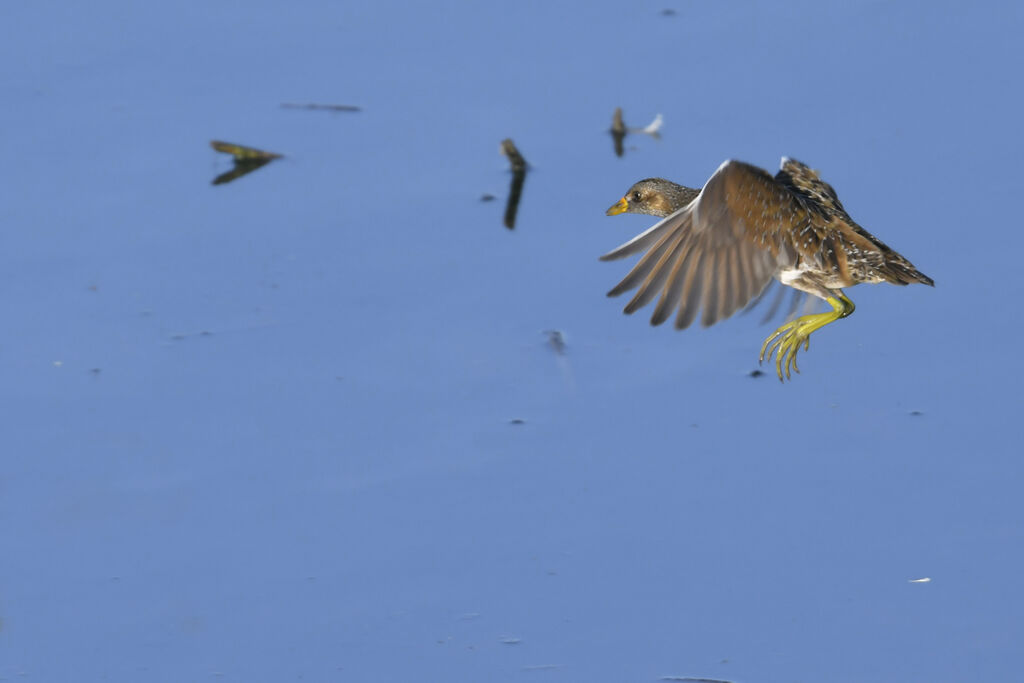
[909,577,931,583]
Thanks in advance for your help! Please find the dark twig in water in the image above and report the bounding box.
[500,139,528,229]
[610,107,626,157]
[211,158,275,185]
[210,140,283,185]
[281,102,361,112]
[501,138,527,172]
[210,140,283,161]
[608,109,662,157]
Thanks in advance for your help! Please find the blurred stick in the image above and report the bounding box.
[211,158,274,185]
[500,139,528,230]
[210,140,283,161]
[281,102,361,112]
[210,140,282,185]
[610,107,626,157]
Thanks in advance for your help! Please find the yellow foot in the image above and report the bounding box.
[759,293,855,381]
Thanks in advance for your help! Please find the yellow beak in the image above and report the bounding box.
[606,197,629,216]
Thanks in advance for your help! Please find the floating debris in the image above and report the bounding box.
[509,418,526,425]
[608,109,662,157]
[661,8,678,16]
[500,138,528,229]
[210,157,276,185]
[909,410,924,416]
[501,138,527,172]
[210,140,282,161]
[280,102,361,112]
[909,577,932,583]
[631,112,663,138]
[544,330,566,355]
[170,330,214,341]
[749,369,765,378]
[210,140,283,185]
[499,636,521,645]
[480,193,496,202]
[610,107,626,157]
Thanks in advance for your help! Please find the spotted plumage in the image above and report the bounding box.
[602,158,934,380]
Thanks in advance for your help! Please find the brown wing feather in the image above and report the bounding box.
[624,228,688,313]
[606,223,680,297]
[650,239,699,326]
[601,160,807,329]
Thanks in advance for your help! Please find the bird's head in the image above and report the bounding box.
[605,178,699,218]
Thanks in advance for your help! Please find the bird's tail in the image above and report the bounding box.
[881,255,934,287]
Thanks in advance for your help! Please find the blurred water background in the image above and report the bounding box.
[1,2,1022,681]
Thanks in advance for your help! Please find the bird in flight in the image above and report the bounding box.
[602,158,933,380]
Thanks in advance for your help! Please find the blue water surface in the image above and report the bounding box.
[1,1,1022,681]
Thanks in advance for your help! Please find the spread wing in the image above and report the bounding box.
[600,160,801,329]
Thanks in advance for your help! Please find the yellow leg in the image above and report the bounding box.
[759,293,855,381]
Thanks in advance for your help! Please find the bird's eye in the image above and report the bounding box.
[631,191,642,202]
